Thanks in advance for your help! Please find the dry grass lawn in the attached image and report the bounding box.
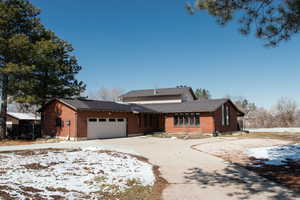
[227,132,300,143]
[0,138,61,146]
[209,132,300,193]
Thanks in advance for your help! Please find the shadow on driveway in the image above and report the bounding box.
[184,164,299,200]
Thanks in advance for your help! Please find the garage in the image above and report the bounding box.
[41,98,161,140]
[87,118,127,139]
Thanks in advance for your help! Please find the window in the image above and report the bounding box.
[99,118,106,122]
[138,115,142,128]
[155,115,159,128]
[221,104,225,126]
[149,114,153,127]
[89,118,97,122]
[56,117,62,127]
[174,115,179,127]
[190,115,195,126]
[117,118,124,122]
[179,115,184,126]
[144,114,148,127]
[222,104,230,126]
[226,105,230,126]
[184,115,189,126]
[195,114,200,127]
[109,118,116,122]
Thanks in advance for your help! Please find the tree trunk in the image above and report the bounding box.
[0,74,8,140]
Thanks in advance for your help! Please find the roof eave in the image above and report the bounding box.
[77,108,158,114]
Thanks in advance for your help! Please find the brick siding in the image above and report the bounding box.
[164,113,215,134]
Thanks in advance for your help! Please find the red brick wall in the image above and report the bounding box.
[164,113,215,134]
[214,101,239,133]
[42,101,77,138]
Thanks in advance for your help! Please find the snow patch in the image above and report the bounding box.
[247,128,300,133]
[247,144,300,166]
[0,149,155,199]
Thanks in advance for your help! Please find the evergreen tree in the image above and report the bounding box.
[186,0,300,46]
[194,88,211,100]
[11,34,86,107]
[0,0,42,139]
[0,0,85,139]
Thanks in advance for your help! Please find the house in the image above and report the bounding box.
[6,112,41,126]
[41,87,244,140]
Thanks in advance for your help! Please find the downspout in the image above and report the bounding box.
[68,124,70,141]
[75,112,78,140]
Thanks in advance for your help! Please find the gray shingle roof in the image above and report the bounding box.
[139,99,229,113]
[121,87,195,98]
[59,99,157,113]
[51,98,244,115]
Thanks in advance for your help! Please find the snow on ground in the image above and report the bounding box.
[247,144,300,166]
[0,148,155,200]
[247,128,300,133]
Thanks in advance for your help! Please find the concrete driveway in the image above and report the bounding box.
[0,137,299,200]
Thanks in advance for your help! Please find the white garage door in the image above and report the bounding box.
[87,118,127,139]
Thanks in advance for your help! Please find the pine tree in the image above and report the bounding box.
[0,0,42,139]
[194,88,211,100]
[186,0,300,46]
[10,34,86,107]
[0,0,86,139]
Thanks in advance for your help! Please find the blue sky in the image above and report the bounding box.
[30,0,300,108]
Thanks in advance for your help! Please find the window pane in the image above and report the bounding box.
[179,116,183,126]
[89,118,97,122]
[195,116,200,126]
[144,115,148,127]
[138,115,142,128]
[184,116,189,125]
[174,116,178,126]
[149,114,153,127]
[109,118,116,122]
[99,118,106,122]
[221,104,224,126]
[190,116,195,125]
[226,105,230,126]
[117,118,124,122]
